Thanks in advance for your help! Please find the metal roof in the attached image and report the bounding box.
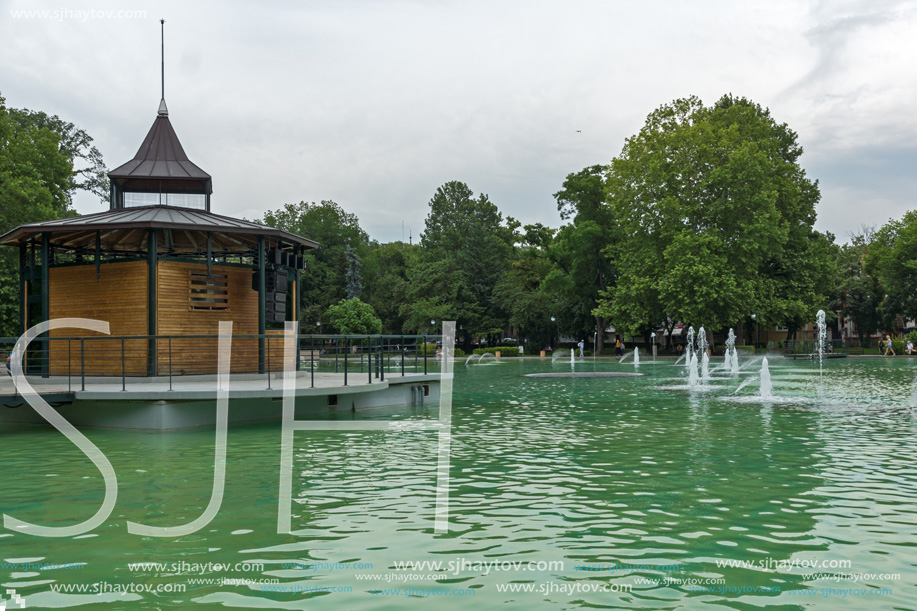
[108,114,211,183]
[0,205,319,253]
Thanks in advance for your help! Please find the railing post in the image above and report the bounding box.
[401,334,405,376]
[310,334,315,388]
[267,334,272,390]
[414,338,418,373]
[367,338,372,384]
[81,338,85,391]
[343,336,348,386]
[423,335,427,375]
[381,337,385,382]
[121,337,126,391]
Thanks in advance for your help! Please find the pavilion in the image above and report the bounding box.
[0,96,317,377]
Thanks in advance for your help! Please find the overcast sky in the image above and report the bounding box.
[2,0,916,243]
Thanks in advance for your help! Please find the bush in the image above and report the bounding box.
[472,346,520,357]
[892,338,906,354]
[416,344,464,357]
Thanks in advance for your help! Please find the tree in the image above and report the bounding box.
[551,165,617,352]
[324,298,382,335]
[259,200,369,331]
[596,95,828,338]
[869,211,917,326]
[493,224,560,349]
[7,106,109,204]
[0,94,77,336]
[361,241,415,333]
[832,230,883,345]
[401,181,514,349]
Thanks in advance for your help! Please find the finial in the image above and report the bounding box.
[158,18,168,116]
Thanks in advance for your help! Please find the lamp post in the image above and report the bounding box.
[550,316,557,350]
[751,314,759,351]
[651,331,656,361]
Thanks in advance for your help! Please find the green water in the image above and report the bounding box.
[1,357,916,609]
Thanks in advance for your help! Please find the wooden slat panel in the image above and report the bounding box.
[156,261,284,374]
[48,261,149,376]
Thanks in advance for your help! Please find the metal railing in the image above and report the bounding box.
[0,334,444,393]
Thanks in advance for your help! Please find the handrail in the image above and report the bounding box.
[0,333,444,392]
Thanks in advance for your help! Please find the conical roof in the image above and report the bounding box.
[108,108,210,183]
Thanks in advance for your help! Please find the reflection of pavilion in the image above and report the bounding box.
[0,96,315,376]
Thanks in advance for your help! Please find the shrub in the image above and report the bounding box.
[472,346,520,357]
[892,338,906,354]
[416,344,464,357]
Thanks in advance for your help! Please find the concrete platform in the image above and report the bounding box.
[0,370,441,430]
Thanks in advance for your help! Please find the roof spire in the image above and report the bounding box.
[158,18,168,116]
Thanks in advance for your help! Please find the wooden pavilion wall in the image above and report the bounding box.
[155,260,284,375]
[47,259,286,376]
[48,260,149,376]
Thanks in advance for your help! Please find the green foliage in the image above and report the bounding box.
[869,211,917,324]
[361,241,415,333]
[401,181,514,348]
[6,105,109,203]
[551,165,617,352]
[417,343,438,355]
[0,95,78,336]
[472,346,520,356]
[259,200,369,331]
[596,95,828,336]
[492,224,559,349]
[891,338,906,354]
[323,298,382,335]
[833,229,885,345]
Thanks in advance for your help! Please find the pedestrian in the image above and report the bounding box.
[615,338,622,356]
[885,335,896,357]
[907,340,915,355]
[577,340,584,357]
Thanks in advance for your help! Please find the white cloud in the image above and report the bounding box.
[2,0,916,243]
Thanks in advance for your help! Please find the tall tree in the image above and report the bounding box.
[7,106,109,203]
[596,95,827,338]
[493,223,559,349]
[832,230,884,345]
[361,241,415,333]
[401,181,514,349]
[869,211,917,326]
[259,200,369,331]
[0,95,77,336]
[551,165,616,353]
